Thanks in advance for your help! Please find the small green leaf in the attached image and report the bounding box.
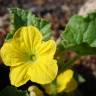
[78,74,85,83]
[6,7,51,41]
[0,86,28,96]
[61,12,96,55]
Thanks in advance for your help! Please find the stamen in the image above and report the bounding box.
[29,54,36,61]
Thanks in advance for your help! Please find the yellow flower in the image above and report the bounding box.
[44,69,77,94]
[1,26,58,87]
[56,69,77,93]
[28,86,44,96]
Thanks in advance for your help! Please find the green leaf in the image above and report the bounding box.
[0,86,28,96]
[61,12,96,55]
[78,74,85,83]
[6,7,51,41]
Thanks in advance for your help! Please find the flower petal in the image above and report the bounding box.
[10,64,30,87]
[56,69,74,93]
[1,40,27,66]
[28,86,44,96]
[37,40,56,58]
[28,59,58,84]
[13,26,42,52]
[64,78,77,93]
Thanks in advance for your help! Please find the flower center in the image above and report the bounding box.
[29,54,36,61]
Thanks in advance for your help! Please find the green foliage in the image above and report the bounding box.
[61,12,96,55]
[6,8,51,40]
[0,86,28,96]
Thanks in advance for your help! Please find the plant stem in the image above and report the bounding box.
[63,55,81,69]
[67,55,80,66]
